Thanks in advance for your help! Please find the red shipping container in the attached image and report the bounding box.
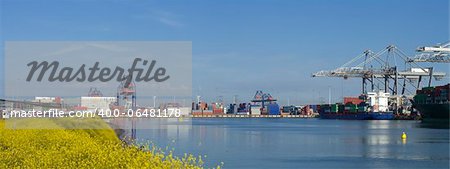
[443,84,450,90]
[416,90,423,94]
[434,84,450,90]
[55,97,62,104]
[434,88,441,96]
[304,106,311,115]
[344,97,363,105]
[213,108,223,114]
[192,111,202,115]
[73,106,88,111]
[436,86,446,90]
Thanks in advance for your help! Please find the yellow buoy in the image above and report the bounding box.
[401,132,407,139]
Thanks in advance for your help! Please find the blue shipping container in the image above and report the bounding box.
[267,103,280,115]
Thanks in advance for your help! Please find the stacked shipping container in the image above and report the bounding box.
[414,84,450,104]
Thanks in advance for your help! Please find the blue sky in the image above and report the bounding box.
[0,0,449,105]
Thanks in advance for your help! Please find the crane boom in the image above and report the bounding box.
[409,41,450,63]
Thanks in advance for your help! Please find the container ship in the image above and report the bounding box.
[318,91,394,120]
[413,84,449,120]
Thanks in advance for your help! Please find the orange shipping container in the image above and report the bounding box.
[213,109,223,114]
[344,97,363,105]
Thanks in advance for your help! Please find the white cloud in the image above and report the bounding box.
[132,9,184,28]
[156,17,183,27]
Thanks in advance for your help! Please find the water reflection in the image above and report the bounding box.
[418,119,450,129]
[402,139,407,145]
[366,120,392,129]
[133,119,449,169]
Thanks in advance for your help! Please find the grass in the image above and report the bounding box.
[0,118,209,168]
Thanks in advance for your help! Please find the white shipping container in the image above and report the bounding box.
[81,97,116,112]
[33,97,56,103]
[178,107,191,116]
[251,106,261,115]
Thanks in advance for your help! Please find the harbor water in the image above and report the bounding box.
[135,118,449,169]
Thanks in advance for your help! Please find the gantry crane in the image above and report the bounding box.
[113,75,137,140]
[251,90,277,108]
[88,87,103,97]
[312,45,447,96]
[408,41,450,63]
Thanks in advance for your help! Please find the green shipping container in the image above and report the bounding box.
[345,104,357,111]
[331,105,339,113]
[358,106,367,112]
[422,87,435,91]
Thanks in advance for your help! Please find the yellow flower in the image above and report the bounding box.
[0,119,211,169]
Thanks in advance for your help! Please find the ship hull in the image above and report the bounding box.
[370,112,395,120]
[319,112,394,120]
[414,103,449,119]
